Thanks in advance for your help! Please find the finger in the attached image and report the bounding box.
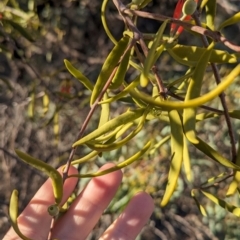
[4,165,78,240]
[100,191,154,240]
[52,163,123,240]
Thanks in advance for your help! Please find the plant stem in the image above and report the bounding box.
[128,10,240,52]
[114,0,167,97]
[62,39,135,182]
[200,171,234,189]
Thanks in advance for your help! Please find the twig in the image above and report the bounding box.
[113,0,167,97]
[200,171,234,189]
[127,10,240,52]
[61,39,135,182]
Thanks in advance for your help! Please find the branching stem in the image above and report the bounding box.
[128,10,240,52]
[113,0,167,97]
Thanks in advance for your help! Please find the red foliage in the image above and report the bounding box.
[170,0,199,36]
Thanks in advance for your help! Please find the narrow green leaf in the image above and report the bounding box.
[64,59,93,91]
[42,92,50,116]
[183,137,192,182]
[53,111,59,145]
[218,12,240,31]
[196,110,240,122]
[100,75,140,104]
[167,48,196,66]
[27,85,35,119]
[130,0,152,9]
[141,20,169,87]
[167,70,194,88]
[227,134,240,196]
[205,0,216,30]
[98,93,110,127]
[161,110,183,207]
[192,137,240,170]
[92,125,127,143]
[15,150,63,205]
[184,42,214,144]
[149,135,171,156]
[191,189,207,216]
[110,47,131,89]
[70,151,99,165]
[196,112,219,121]
[171,45,238,64]
[69,141,152,178]
[90,36,129,105]
[9,190,32,240]
[201,190,240,217]
[86,110,147,152]
[72,108,145,147]
[200,0,209,9]
[229,110,240,120]
[127,63,240,110]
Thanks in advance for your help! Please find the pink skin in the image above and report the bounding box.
[4,163,154,240]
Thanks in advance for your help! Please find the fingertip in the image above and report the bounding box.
[52,163,123,239]
[133,191,154,214]
[100,191,154,240]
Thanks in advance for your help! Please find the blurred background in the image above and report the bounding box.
[1,0,240,239]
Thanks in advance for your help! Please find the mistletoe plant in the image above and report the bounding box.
[8,0,240,239]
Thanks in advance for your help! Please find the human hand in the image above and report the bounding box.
[4,163,154,240]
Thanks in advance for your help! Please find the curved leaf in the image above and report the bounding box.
[227,134,240,196]
[201,190,240,217]
[86,110,147,151]
[183,137,192,182]
[171,45,238,64]
[71,151,99,165]
[205,0,216,30]
[149,135,171,156]
[191,189,207,216]
[90,36,129,105]
[161,110,183,207]
[99,75,140,104]
[72,108,145,147]
[68,141,152,178]
[218,12,240,31]
[127,64,240,110]
[183,42,214,144]
[110,46,131,89]
[64,59,93,91]
[15,150,63,205]
[192,137,240,170]
[141,20,169,87]
[42,92,50,116]
[9,190,32,240]
[98,93,110,127]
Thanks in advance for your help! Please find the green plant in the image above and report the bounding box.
[4,0,240,239]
